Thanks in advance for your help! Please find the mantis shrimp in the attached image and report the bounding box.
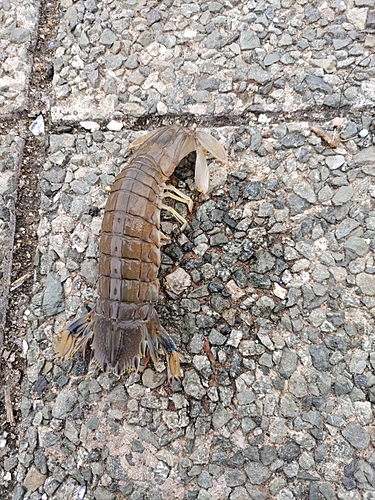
[53,124,227,381]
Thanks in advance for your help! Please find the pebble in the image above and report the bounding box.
[182,370,206,399]
[42,273,64,316]
[106,120,123,131]
[142,368,166,389]
[342,423,370,450]
[80,121,100,131]
[326,155,345,170]
[246,462,271,485]
[23,466,46,492]
[165,267,191,294]
[356,273,375,296]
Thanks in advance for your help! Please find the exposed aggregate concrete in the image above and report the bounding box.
[0,0,375,499]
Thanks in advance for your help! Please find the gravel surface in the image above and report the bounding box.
[0,0,41,116]
[1,1,375,500]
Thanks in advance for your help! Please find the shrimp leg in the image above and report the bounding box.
[161,203,189,230]
[163,184,194,212]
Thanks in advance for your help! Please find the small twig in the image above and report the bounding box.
[4,386,15,426]
[10,272,32,292]
[203,337,217,366]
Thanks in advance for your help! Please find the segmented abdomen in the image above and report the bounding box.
[95,155,165,321]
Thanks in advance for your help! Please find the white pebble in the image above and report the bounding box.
[358,129,368,138]
[29,115,45,136]
[157,101,168,115]
[80,121,100,131]
[106,120,123,131]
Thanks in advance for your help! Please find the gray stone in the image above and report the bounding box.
[342,423,370,450]
[354,146,375,167]
[335,375,353,396]
[305,75,332,94]
[336,218,360,239]
[100,29,118,46]
[52,389,77,419]
[332,186,353,206]
[182,369,206,399]
[287,195,310,215]
[248,64,272,85]
[279,393,299,418]
[38,427,59,448]
[230,486,251,500]
[87,69,100,88]
[70,179,90,195]
[34,450,47,474]
[278,441,301,462]
[305,5,320,23]
[147,9,161,25]
[227,451,246,469]
[356,273,375,295]
[260,446,277,466]
[181,3,200,16]
[125,54,139,69]
[264,53,280,66]
[205,31,222,49]
[211,294,230,313]
[289,372,308,398]
[344,236,370,257]
[42,273,64,316]
[191,442,210,465]
[192,90,211,103]
[253,296,275,317]
[197,470,213,489]
[4,455,18,471]
[212,404,232,429]
[106,457,127,480]
[279,348,298,379]
[293,181,316,203]
[10,27,31,44]
[224,470,246,487]
[106,54,125,71]
[311,264,330,282]
[237,392,255,405]
[240,31,260,50]
[243,182,264,200]
[94,487,116,500]
[349,351,368,374]
[210,233,228,246]
[209,329,226,346]
[279,33,293,46]
[282,134,305,148]
[329,436,354,462]
[310,344,330,370]
[326,155,345,170]
[245,462,271,484]
[80,259,99,285]
[258,202,274,217]
[86,416,100,431]
[250,251,275,273]
[43,477,60,496]
[137,30,153,47]
[196,77,219,91]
